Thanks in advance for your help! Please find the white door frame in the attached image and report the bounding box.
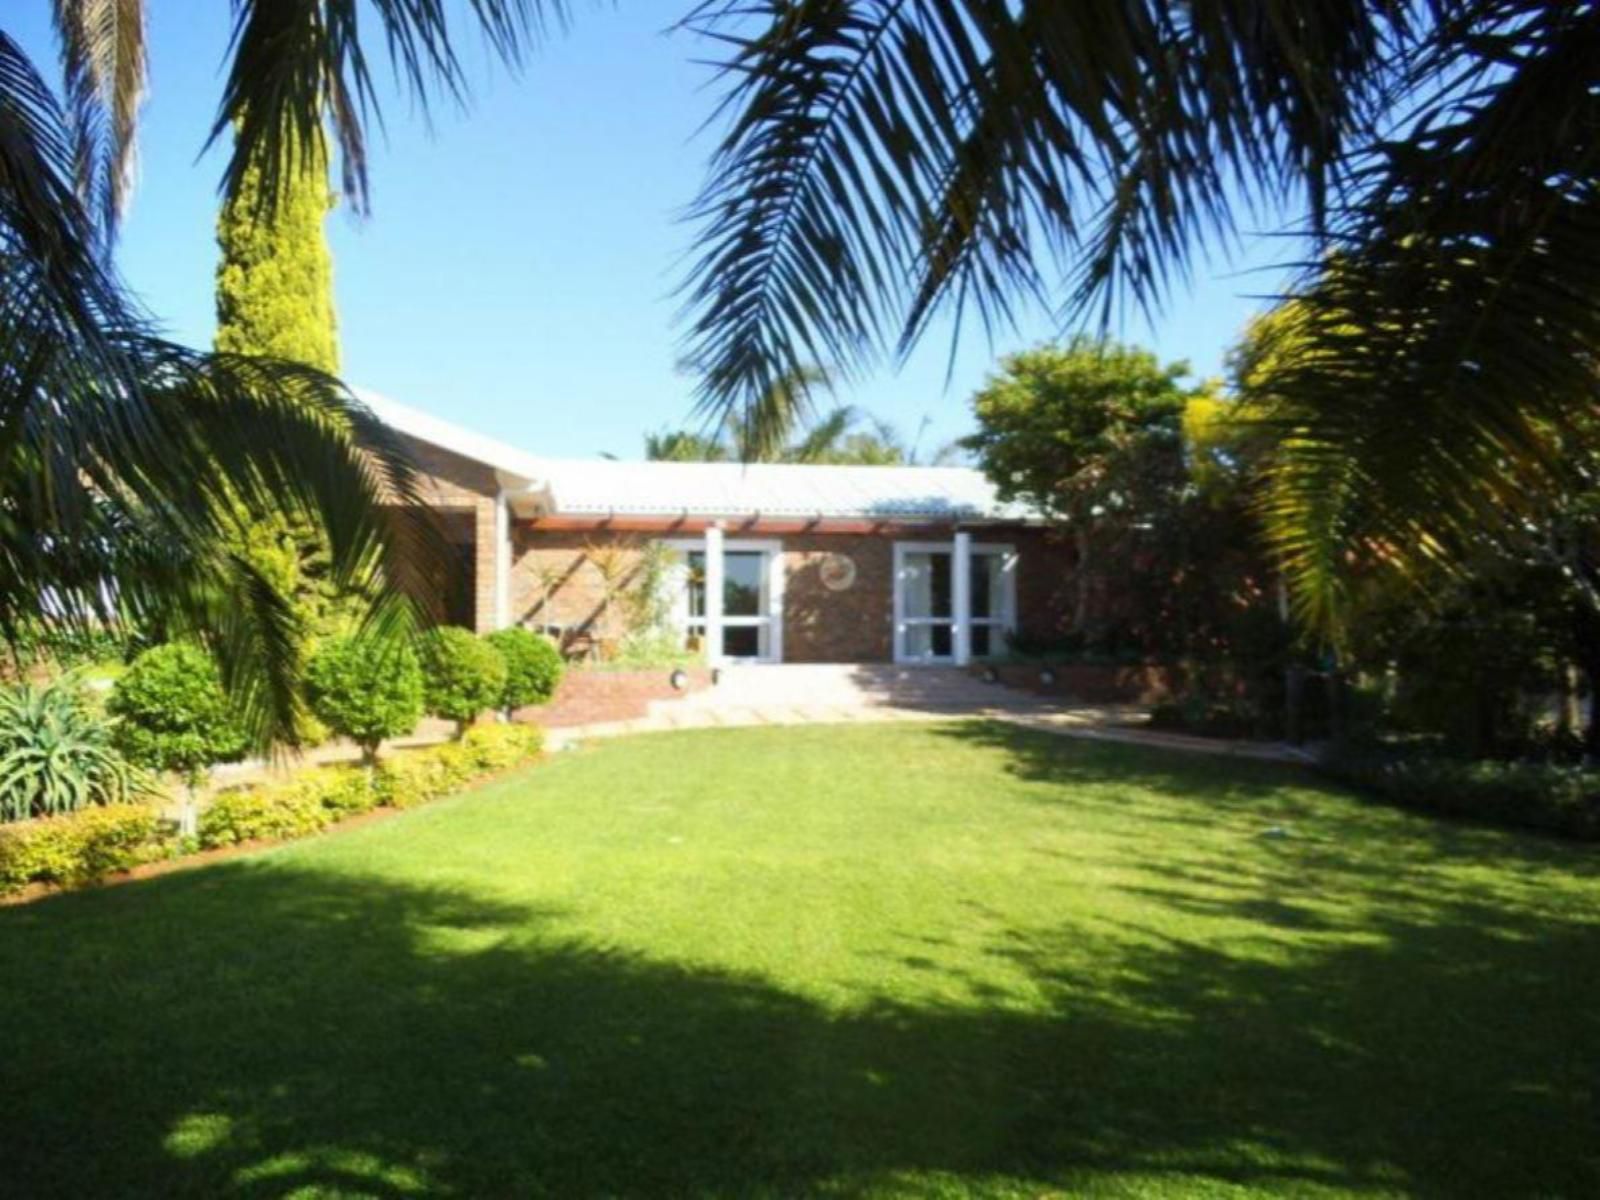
[893,540,1017,664]
[664,537,785,664]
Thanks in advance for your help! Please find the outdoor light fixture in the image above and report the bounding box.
[669,668,689,692]
[1038,668,1057,687]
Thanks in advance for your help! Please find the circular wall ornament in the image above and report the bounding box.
[819,553,858,592]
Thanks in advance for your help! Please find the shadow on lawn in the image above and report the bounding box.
[0,736,1595,1196]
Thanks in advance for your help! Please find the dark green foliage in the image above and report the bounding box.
[0,679,146,822]
[418,628,508,733]
[108,644,247,785]
[305,636,424,760]
[1324,752,1600,843]
[485,628,563,712]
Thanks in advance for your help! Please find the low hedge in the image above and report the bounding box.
[201,724,544,850]
[1323,751,1600,841]
[0,804,164,892]
[0,726,547,892]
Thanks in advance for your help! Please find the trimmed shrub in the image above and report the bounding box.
[0,678,148,822]
[418,627,507,733]
[197,724,546,853]
[460,724,545,772]
[0,804,161,893]
[1323,751,1600,841]
[199,787,331,849]
[305,636,424,761]
[486,628,563,712]
[108,644,246,787]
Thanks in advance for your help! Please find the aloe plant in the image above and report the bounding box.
[0,679,147,822]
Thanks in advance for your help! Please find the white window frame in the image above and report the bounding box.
[663,538,785,664]
[893,541,1017,664]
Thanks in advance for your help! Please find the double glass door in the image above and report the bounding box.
[894,545,1014,662]
[673,542,782,662]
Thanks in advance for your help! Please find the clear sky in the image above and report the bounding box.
[12,4,1298,461]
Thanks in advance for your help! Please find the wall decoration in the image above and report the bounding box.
[819,553,857,592]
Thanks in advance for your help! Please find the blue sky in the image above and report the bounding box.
[13,4,1297,460]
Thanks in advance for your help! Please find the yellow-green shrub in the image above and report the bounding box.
[0,804,162,893]
[373,725,544,810]
[199,787,331,849]
[199,725,545,850]
[459,724,544,772]
[292,766,381,819]
[371,754,445,810]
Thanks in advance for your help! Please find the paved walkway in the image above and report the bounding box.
[545,665,1312,765]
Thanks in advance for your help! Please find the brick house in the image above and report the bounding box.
[366,393,1069,665]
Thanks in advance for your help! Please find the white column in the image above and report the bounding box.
[952,529,972,666]
[704,523,724,663]
[494,489,511,630]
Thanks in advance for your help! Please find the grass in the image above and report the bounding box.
[1,721,1596,1198]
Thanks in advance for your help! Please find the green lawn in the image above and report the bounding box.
[2,723,1596,1198]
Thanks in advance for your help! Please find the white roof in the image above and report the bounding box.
[360,390,1039,523]
[531,458,1037,522]
[356,389,546,486]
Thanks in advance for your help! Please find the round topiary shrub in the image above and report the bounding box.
[108,642,246,790]
[305,636,424,763]
[417,627,507,735]
[485,627,564,713]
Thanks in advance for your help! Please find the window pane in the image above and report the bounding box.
[970,556,991,620]
[971,625,992,657]
[687,552,706,619]
[723,625,762,658]
[903,552,951,619]
[724,552,763,616]
[970,554,1006,621]
[904,622,954,660]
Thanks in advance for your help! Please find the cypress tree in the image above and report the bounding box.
[214,137,339,372]
[213,137,345,743]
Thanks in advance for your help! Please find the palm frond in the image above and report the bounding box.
[679,0,1410,422]
[52,0,147,234]
[1256,1,1600,638]
[211,0,570,214]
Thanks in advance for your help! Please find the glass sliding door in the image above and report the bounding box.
[898,548,955,661]
[668,540,784,662]
[894,542,1016,663]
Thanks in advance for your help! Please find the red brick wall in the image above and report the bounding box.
[508,529,654,647]
[523,668,711,728]
[391,434,501,633]
[782,534,894,662]
[509,525,1076,662]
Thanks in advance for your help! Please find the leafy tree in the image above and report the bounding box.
[678,3,1600,638]
[305,636,424,764]
[108,643,247,792]
[964,339,1194,632]
[485,628,564,713]
[418,628,508,736]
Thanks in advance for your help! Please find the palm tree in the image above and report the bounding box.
[676,1,1600,635]
[3,2,562,744]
